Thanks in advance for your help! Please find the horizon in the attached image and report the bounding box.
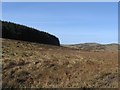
[2,2,118,44]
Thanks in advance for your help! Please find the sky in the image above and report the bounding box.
[2,2,118,44]
[1,0,119,2]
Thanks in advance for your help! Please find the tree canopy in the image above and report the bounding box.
[2,21,60,46]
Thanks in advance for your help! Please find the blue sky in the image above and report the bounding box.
[2,2,118,44]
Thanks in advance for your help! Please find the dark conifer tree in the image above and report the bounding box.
[2,21,60,46]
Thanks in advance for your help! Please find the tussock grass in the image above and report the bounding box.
[2,39,118,88]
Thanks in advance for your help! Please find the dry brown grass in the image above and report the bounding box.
[2,39,118,88]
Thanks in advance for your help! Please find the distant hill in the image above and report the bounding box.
[2,21,60,46]
[62,43,118,52]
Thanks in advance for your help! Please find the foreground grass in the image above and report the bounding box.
[2,39,118,88]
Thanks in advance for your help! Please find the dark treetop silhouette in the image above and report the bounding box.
[2,21,60,46]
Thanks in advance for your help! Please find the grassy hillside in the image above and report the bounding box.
[2,39,118,88]
[2,21,60,46]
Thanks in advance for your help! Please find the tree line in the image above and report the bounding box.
[2,21,60,46]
